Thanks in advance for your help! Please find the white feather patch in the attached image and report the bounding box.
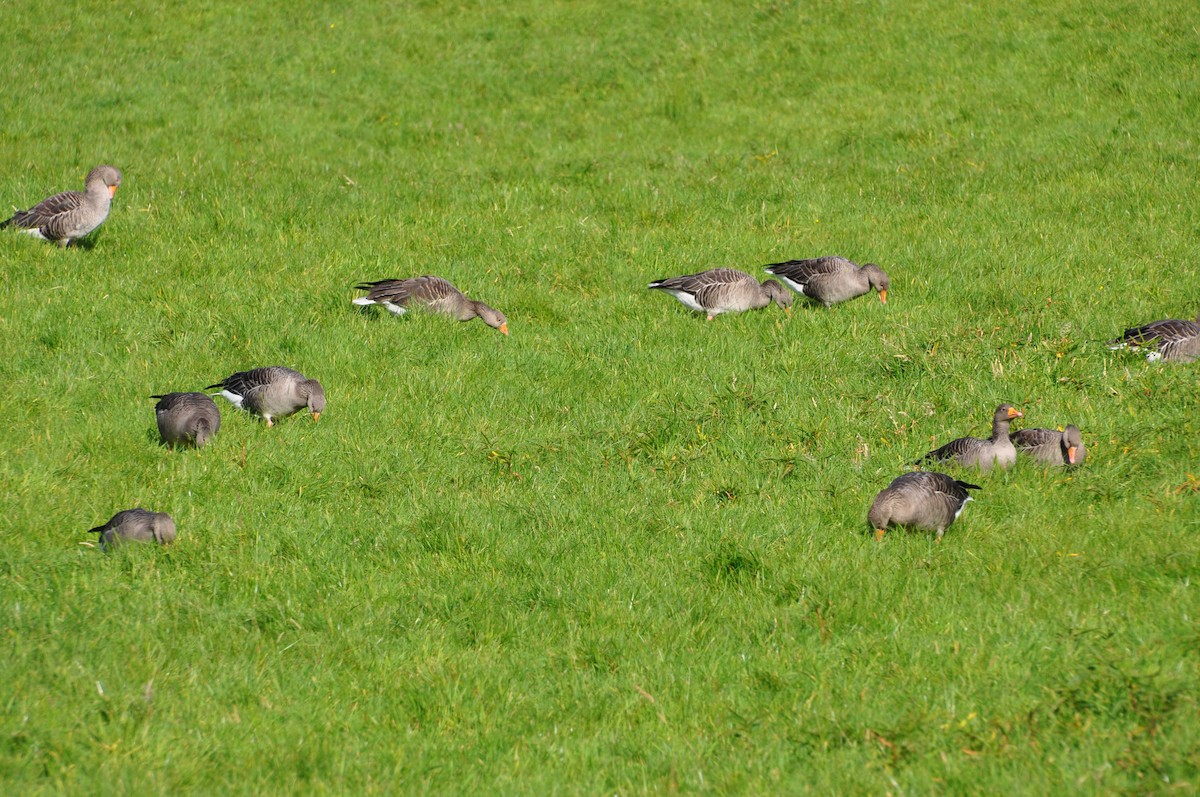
[381,302,406,316]
[953,494,973,521]
[776,275,807,295]
[219,390,245,409]
[21,228,48,240]
[351,297,375,306]
[662,289,707,314]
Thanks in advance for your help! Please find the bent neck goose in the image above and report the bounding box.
[764,257,890,307]
[1108,309,1200,363]
[151,392,221,448]
[89,509,176,551]
[1011,425,1086,466]
[869,471,980,541]
[918,404,1023,473]
[2,165,122,247]
[206,366,325,427]
[648,268,793,320]
[353,276,509,335]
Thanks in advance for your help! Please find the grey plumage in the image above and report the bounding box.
[648,268,793,320]
[1011,425,1086,466]
[868,471,981,541]
[206,366,325,426]
[764,257,890,307]
[353,276,509,334]
[918,404,1024,472]
[2,165,122,246]
[88,508,176,551]
[152,392,221,448]
[1108,309,1200,363]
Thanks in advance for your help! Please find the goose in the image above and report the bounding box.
[648,268,793,320]
[1011,424,1086,466]
[88,509,176,551]
[1108,309,1200,362]
[918,404,1023,472]
[206,367,324,426]
[151,392,221,448]
[764,257,890,307]
[869,472,980,541]
[353,276,508,335]
[2,165,122,246]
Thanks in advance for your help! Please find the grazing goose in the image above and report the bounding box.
[764,257,890,307]
[2,165,122,246]
[88,509,176,551]
[206,366,325,426]
[1011,425,1086,466]
[1108,309,1200,363]
[918,404,1023,472]
[353,276,509,335]
[151,392,221,448]
[648,268,793,320]
[869,472,981,541]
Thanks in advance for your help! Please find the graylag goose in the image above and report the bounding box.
[648,268,793,320]
[151,392,221,448]
[1011,425,1086,466]
[2,165,122,246]
[353,276,509,335]
[89,509,176,551]
[869,472,980,541]
[918,404,1023,472]
[1108,309,1200,362]
[764,257,890,307]
[206,367,325,427]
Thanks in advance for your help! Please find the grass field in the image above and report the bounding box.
[2,0,1199,793]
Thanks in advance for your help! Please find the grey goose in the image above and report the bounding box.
[648,268,793,320]
[353,276,509,335]
[869,472,981,541]
[88,509,176,551]
[764,257,890,307]
[206,366,325,426]
[2,165,122,246]
[1108,309,1200,363]
[1011,425,1086,466]
[151,392,221,448]
[917,404,1024,472]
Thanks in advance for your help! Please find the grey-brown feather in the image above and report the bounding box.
[354,276,507,330]
[764,257,889,306]
[868,472,980,538]
[89,508,176,551]
[206,366,325,422]
[1011,425,1086,466]
[2,165,122,245]
[918,404,1021,472]
[152,392,221,447]
[648,268,793,315]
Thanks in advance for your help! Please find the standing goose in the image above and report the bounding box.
[88,509,176,551]
[353,276,509,335]
[2,165,122,246]
[918,404,1024,472]
[151,392,221,448]
[1011,425,1086,466]
[206,367,325,427]
[869,472,981,541]
[1108,309,1200,363]
[764,257,890,307]
[648,268,793,320]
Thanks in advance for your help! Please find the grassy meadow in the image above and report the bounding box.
[3,0,1199,792]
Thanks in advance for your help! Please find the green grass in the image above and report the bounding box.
[3,0,1199,793]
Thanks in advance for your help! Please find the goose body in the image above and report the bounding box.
[764,257,889,307]
[918,404,1023,472]
[648,268,793,320]
[1011,425,1086,466]
[1108,309,1200,362]
[868,472,980,541]
[2,165,122,246]
[353,276,508,334]
[152,392,221,448]
[88,509,176,551]
[206,366,325,426]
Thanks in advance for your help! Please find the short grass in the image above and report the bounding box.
[2,0,1199,793]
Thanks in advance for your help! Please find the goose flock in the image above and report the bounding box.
[4,165,1195,548]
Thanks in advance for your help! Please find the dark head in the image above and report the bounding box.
[862,264,890,304]
[475,303,509,335]
[87,165,123,198]
[302,379,326,421]
[762,279,794,312]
